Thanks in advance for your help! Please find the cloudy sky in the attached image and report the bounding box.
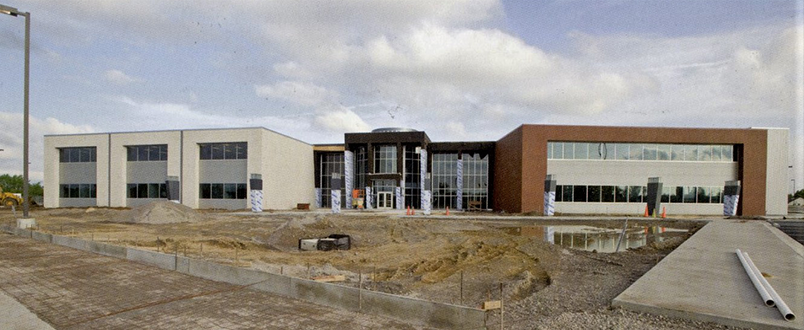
[0,0,802,190]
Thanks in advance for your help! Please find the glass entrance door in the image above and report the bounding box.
[377,192,393,209]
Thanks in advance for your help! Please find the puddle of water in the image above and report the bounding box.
[505,225,687,253]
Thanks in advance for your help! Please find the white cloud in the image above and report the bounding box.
[0,112,94,182]
[104,69,141,85]
[255,81,339,107]
[313,106,371,133]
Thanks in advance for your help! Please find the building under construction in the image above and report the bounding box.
[43,124,789,216]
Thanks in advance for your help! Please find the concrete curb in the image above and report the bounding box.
[0,225,486,329]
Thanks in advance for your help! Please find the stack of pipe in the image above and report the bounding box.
[735,249,796,321]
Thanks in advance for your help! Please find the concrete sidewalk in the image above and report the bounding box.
[0,233,420,330]
[0,290,54,330]
[613,220,804,330]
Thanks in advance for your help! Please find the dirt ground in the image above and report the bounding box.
[1,203,742,329]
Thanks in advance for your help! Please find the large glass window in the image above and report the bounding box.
[547,142,733,162]
[403,145,422,209]
[127,183,167,199]
[319,152,345,208]
[432,153,458,209]
[199,183,246,199]
[59,184,97,198]
[199,142,247,160]
[374,145,397,174]
[127,145,168,161]
[59,147,97,163]
[555,184,725,204]
[462,153,490,209]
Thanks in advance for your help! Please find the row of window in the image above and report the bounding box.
[59,147,97,163]
[127,145,168,162]
[61,143,247,163]
[547,142,734,162]
[200,142,248,160]
[199,183,248,199]
[127,183,167,199]
[555,185,725,204]
[59,184,97,198]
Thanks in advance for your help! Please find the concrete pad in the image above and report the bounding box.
[613,220,804,330]
[0,290,54,330]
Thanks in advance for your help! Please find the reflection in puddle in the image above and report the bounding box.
[505,225,687,253]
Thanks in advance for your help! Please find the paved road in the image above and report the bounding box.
[0,233,420,329]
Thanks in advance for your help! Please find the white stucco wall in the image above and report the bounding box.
[109,131,182,207]
[261,130,314,209]
[44,134,110,208]
[764,128,789,215]
[182,128,264,209]
[547,159,739,215]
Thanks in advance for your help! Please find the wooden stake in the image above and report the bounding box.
[359,269,363,311]
[500,283,504,330]
[460,270,464,305]
[200,243,203,258]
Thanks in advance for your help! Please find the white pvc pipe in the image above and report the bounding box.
[742,251,796,321]
[736,249,775,307]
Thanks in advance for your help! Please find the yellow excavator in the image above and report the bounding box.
[0,185,24,207]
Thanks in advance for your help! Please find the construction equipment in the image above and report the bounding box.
[298,234,352,251]
[0,185,24,207]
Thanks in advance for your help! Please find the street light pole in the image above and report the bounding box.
[1,4,31,218]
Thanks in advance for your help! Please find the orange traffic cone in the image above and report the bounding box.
[446,206,450,216]
[644,205,649,217]
[406,206,411,215]
[411,207,415,215]
[661,206,666,218]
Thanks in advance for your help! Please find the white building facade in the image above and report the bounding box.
[44,128,314,210]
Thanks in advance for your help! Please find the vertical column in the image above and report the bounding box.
[365,186,372,209]
[544,174,556,216]
[723,180,741,216]
[395,186,403,210]
[422,173,432,215]
[646,177,663,216]
[250,174,263,213]
[456,157,463,210]
[420,149,428,208]
[344,150,354,209]
[331,173,341,214]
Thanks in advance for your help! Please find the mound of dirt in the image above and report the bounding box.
[119,201,205,224]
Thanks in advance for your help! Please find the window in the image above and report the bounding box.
[199,183,247,199]
[588,185,601,202]
[461,153,490,209]
[573,143,588,160]
[628,186,644,203]
[615,186,628,202]
[555,184,725,204]
[432,153,458,209]
[127,145,168,161]
[546,142,733,163]
[127,183,167,199]
[601,186,615,202]
[683,186,697,203]
[59,147,97,163]
[318,152,345,208]
[199,142,247,160]
[59,184,97,198]
[374,145,397,173]
[561,185,573,202]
